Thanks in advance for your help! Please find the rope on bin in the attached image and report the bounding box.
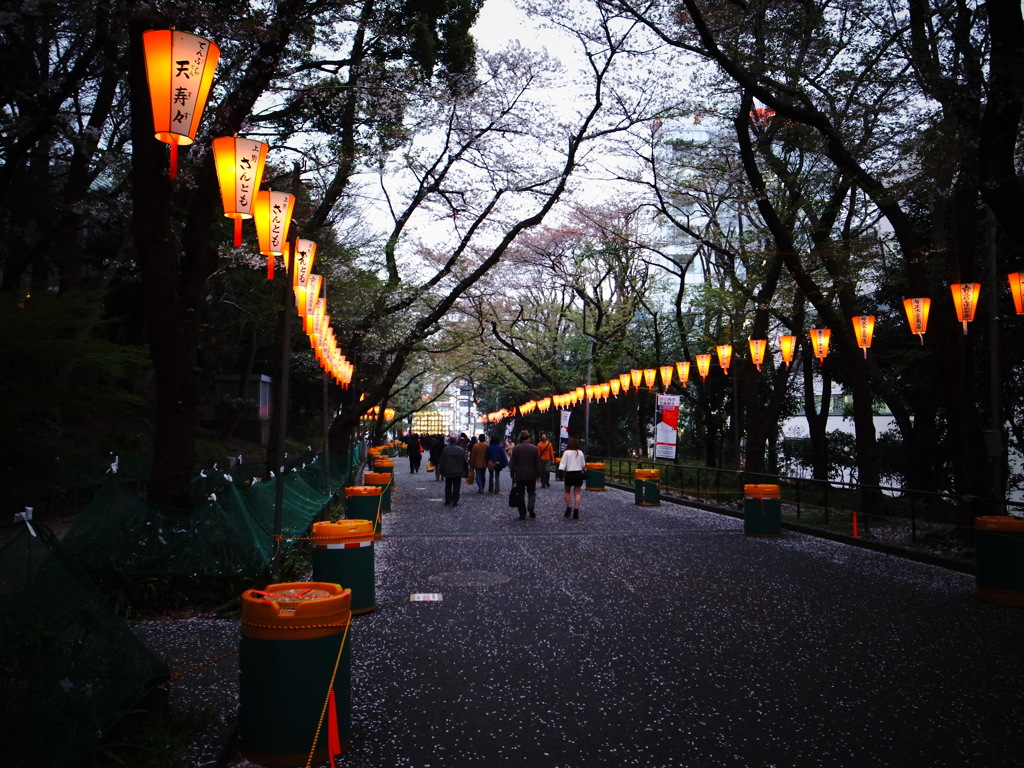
[305,617,351,768]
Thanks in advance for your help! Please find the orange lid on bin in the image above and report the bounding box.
[586,462,605,469]
[744,484,780,499]
[635,468,660,479]
[312,519,375,543]
[345,485,382,497]
[364,472,391,484]
[975,515,1024,533]
[240,581,351,640]
[373,458,394,467]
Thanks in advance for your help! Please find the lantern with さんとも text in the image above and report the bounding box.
[212,136,268,246]
[253,191,295,280]
[142,30,220,178]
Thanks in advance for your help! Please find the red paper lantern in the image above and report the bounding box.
[950,283,981,335]
[809,328,831,366]
[716,344,733,374]
[852,315,875,358]
[1009,273,1024,315]
[253,191,295,279]
[778,335,796,368]
[903,298,930,344]
[142,30,220,178]
[695,354,711,382]
[675,361,690,388]
[212,136,268,246]
[748,339,767,371]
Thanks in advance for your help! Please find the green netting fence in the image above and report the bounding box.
[0,524,168,768]
[0,447,361,767]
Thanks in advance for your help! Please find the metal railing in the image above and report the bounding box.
[592,456,1023,567]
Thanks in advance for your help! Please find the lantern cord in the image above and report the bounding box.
[169,141,178,179]
[234,218,243,247]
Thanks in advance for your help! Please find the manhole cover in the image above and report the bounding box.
[428,570,510,587]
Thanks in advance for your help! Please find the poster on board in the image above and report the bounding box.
[655,394,680,459]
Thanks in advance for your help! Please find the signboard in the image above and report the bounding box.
[655,394,680,459]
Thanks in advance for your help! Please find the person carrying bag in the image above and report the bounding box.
[558,437,586,520]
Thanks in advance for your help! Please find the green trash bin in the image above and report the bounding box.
[975,516,1024,607]
[634,469,660,506]
[240,582,353,766]
[312,520,377,614]
[345,485,384,535]
[364,472,392,513]
[586,462,606,492]
[743,484,781,536]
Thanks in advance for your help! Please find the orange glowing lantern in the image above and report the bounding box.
[211,136,267,245]
[903,298,930,344]
[716,344,733,374]
[676,361,690,388]
[600,382,611,401]
[1009,273,1024,315]
[950,283,981,335]
[253,191,295,279]
[630,369,643,390]
[292,239,316,318]
[748,339,767,371]
[619,372,632,393]
[610,378,621,397]
[695,354,711,382]
[809,328,831,366]
[142,30,220,178]
[778,335,796,368]
[304,274,322,334]
[659,365,673,390]
[643,368,657,391]
[538,397,551,412]
[576,386,585,402]
[852,315,875,358]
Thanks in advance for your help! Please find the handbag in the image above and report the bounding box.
[426,461,435,472]
[555,467,564,481]
[508,483,522,508]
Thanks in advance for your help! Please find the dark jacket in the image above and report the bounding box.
[485,443,508,468]
[509,441,541,482]
[439,443,468,478]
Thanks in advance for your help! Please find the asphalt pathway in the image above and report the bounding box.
[141,460,1024,767]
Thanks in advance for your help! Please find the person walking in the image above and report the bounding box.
[406,431,422,473]
[439,437,468,507]
[470,433,489,493]
[485,434,508,493]
[509,430,542,519]
[428,434,444,481]
[536,433,555,488]
[558,436,586,519]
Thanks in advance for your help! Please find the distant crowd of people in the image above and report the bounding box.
[398,430,586,519]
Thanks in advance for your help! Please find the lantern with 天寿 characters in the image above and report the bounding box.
[212,136,268,246]
[748,339,767,371]
[675,361,690,388]
[142,30,220,178]
[903,298,930,344]
[778,335,796,368]
[619,372,632,393]
[852,315,875,358]
[809,328,830,366]
[716,344,732,374]
[253,190,295,279]
[609,378,621,397]
[950,282,981,335]
[695,354,711,382]
[643,368,657,391]
[630,369,643,390]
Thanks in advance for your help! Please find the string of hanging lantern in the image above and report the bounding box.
[484,276,1024,424]
[143,27,354,390]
